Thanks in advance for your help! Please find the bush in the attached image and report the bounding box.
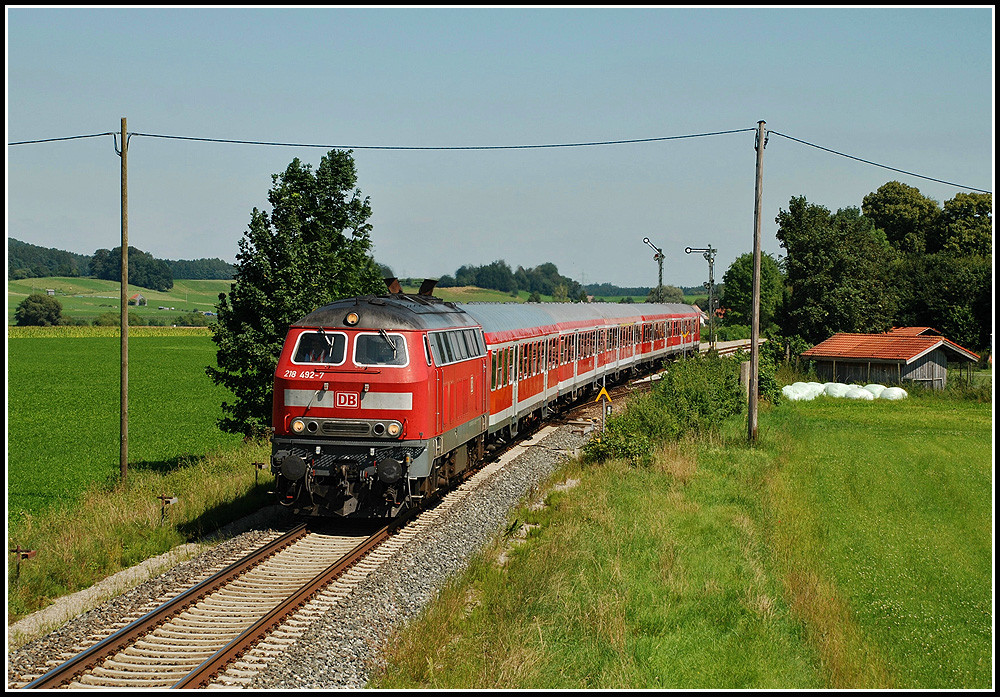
[93,312,119,326]
[656,354,747,433]
[15,293,62,326]
[584,391,682,465]
[715,324,751,341]
[92,311,144,326]
[584,354,747,464]
[174,312,210,327]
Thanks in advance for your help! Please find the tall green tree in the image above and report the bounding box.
[932,192,992,256]
[207,150,385,438]
[776,196,897,344]
[720,252,783,329]
[861,181,941,255]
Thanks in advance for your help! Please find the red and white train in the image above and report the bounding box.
[269,282,701,518]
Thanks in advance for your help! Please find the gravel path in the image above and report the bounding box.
[7,422,590,690]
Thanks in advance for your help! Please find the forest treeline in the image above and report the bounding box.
[8,238,235,287]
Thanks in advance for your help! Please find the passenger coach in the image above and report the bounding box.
[270,284,700,518]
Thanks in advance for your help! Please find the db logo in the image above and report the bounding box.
[335,392,360,409]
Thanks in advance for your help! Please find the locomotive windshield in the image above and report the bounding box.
[293,330,347,365]
[355,332,408,366]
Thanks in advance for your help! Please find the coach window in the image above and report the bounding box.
[354,332,408,366]
[293,330,347,365]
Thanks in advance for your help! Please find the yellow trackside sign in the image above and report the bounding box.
[595,386,612,403]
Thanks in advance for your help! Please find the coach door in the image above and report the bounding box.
[510,343,519,425]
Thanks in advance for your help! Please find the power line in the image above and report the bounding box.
[6,126,991,193]
[125,127,756,150]
[7,132,114,145]
[768,130,991,194]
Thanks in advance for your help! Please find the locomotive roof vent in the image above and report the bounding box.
[418,279,437,297]
[382,277,437,298]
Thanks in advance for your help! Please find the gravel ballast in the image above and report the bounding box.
[7,423,590,690]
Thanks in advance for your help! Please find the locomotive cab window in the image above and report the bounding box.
[354,332,408,366]
[292,331,347,365]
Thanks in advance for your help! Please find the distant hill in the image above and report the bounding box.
[8,238,91,279]
[8,238,234,281]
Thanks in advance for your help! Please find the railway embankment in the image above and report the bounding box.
[366,377,992,690]
[7,422,588,689]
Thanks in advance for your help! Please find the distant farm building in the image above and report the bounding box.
[128,293,147,306]
[800,327,979,390]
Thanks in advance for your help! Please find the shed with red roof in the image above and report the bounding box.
[800,328,979,390]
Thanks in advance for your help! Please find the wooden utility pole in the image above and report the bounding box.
[119,117,129,483]
[748,120,766,444]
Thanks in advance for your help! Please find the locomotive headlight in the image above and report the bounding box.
[291,418,306,434]
[387,422,401,437]
[345,311,360,326]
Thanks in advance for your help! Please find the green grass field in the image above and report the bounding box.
[762,397,992,688]
[8,277,232,325]
[7,330,241,521]
[6,328,273,624]
[370,395,992,689]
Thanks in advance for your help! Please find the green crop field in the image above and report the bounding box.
[8,277,232,325]
[7,329,241,522]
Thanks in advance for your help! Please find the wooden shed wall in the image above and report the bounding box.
[812,348,949,389]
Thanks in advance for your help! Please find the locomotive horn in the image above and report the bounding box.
[384,277,403,294]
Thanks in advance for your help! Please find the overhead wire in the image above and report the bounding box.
[124,127,756,150]
[6,126,991,193]
[768,130,991,194]
[7,132,114,145]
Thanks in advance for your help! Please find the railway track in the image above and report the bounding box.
[17,365,670,690]
[18,422,573,690]
[22,522,397,689]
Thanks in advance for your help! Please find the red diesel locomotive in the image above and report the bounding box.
[269,282,701,518]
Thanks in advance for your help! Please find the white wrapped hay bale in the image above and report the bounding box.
[879,386,908,400]
[862,384,886,398]
[782,384,803,400]
[823,382,850,398]
[782,382,824,401]
[845,386,875,400]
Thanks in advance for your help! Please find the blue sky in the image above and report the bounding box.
[6,7,994,289]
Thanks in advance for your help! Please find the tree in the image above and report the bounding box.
[15,293,62,326]
[776,196,896,343]
[91,246,173,291]
[720,253,783,329]
[932,192,992,256]
[861,181,941,255]
[645,285,683,303]
[891,252,991,350]
[207,150,385,438]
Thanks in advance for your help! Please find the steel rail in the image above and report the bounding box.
[22,523,309,690]
[173,510,418,689]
